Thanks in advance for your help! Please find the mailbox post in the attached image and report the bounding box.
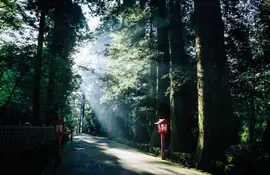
[70,125,75,141]
[54,118,64,166]
[155,119,169,160]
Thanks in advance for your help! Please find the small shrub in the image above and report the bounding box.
[224,142,270,175]
[150,147,161,156]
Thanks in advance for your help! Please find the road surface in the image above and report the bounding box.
[44,134,209,175]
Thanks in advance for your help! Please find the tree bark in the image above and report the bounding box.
[156,0,170,149]
[45,1,66,125]
[133,116,148,143]
[262,120,270,154]
[82,93,85,132]
[46,63,55,125]
[248,76,256,142]
[169,0,196,153]
[149,4,159,146]
[32,9,46,125]
[123,0,134,7]
[194,0,238,168]
[140,0,146,9]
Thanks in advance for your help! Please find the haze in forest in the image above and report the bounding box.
[0,0,270,175]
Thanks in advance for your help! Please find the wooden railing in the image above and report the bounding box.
[0,126,54,148]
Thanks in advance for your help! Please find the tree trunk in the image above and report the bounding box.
[140,0,146,9]
[156,0,170,149]
[262,120,270,154]
[82,93,85,132]
[149,2,159,147]
[194,0,238,168]
[149,0,171,149]
[79,113,82,133]
[124,113,129,138]
[248,76,256,142]
[149,59,157,120]
[123,0,134,7]
[45,2,64,125]
[133,116,148,143]
[46,63,55,125]
[169,0,196,153]
[32,9,46,125]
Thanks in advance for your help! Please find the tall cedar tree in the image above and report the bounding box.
[155,0,171,149]
[32,2,46,125]
[194,0,238,168]
[169,0,196,152]
[30,0,55,125]
[46,0,86,124]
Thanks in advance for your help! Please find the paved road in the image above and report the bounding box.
[44,134,209,175]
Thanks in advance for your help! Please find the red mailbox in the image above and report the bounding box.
[155,119,169,134]
[53,118,64,166]
[155,119,169,160]
[54,119,64,137]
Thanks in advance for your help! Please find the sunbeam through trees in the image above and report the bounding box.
[0,0,270,174]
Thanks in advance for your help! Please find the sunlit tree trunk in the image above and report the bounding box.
[194,0,238,168]
[169,0,195,152]
[32,9,46,125]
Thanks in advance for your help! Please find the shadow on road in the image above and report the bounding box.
[52,134,205,175]
[46,134,154,175]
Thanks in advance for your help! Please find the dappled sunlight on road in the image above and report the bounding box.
[70,134,209,175]
[106,147,157,162]
[81,138,96,144]
[103,148,203,175]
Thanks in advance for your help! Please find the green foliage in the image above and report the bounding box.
[224,0,270,143]
[0,0,89,124]
[84,103,101,132]
[239,122,249,143]
[259,0,270,49]
[167,152,193,165]
[0,0,23,30]
[0,44,34,107]
[149,147,161,156]
[96,7,158,140]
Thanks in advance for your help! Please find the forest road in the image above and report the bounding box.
[44,133,209,175]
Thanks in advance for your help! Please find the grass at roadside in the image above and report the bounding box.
[108,137,192,166]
